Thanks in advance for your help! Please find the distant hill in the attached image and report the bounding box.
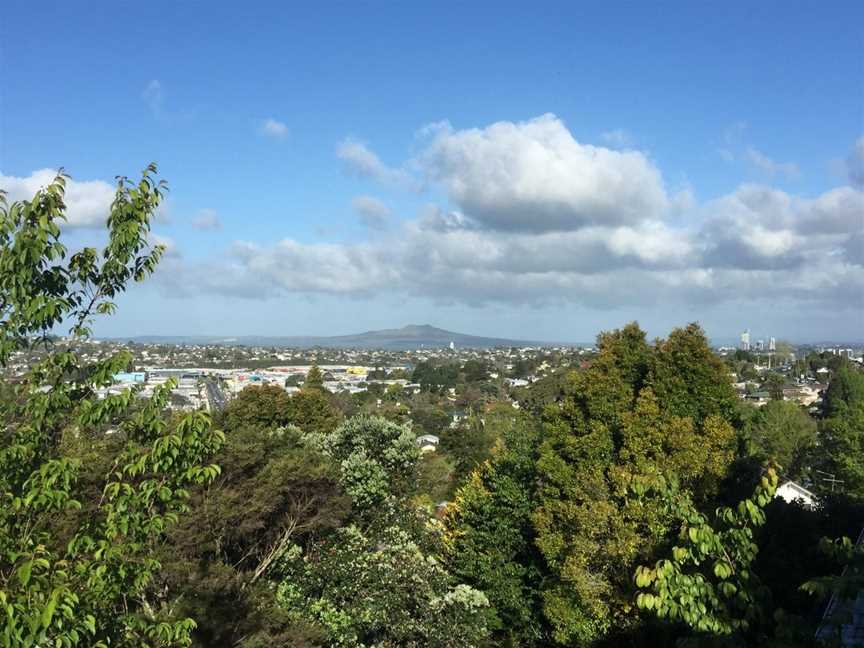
[109,324,566,350]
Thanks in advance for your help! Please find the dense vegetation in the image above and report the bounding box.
[1,169,862,647]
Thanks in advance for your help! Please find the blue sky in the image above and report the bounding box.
[2,1,862,343]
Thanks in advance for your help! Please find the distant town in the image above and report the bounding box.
[4,326,860,420]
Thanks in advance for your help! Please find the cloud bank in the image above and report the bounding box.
[6,115,862,315]
[158,115,863,313]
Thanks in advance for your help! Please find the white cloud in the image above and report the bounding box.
[336,139,421,191]
[135,117,860,315]
[161,178,862,312]
[351,195,391,230]
[0,169,115,228]
[419,114,669,232]
[191,208,221,231]
[259,118,289,139]
[142,80,163,116]
[699,184,863,270]
[745,147,800,179]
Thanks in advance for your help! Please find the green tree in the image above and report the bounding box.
[223,384,341,437]
[444,412,548,646]
[155,424,348,647]
[462,359,490,383]
[439,413,497,484]
[816,363,864,498]
[286,388,343,437]
[304,364,325,391]
[0,167,224,646]
[744,400,816,480]
[647,323,738,425]
[304,415,419,512]
[276,524,490,647]
[415,452,456,504]
[801,534,864,643]
[531,323,737,645]
[821,361,864,418]
[764,373,786,402]
[223,384,291,429]
[633,467,779,639]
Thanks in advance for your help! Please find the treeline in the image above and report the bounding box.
[1,169,862,647]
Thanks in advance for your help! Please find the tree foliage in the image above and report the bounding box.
[154,424,348,646]
[816,363,864,498]
[304,415,419,513]
[276,524,490,648]
[531,322,737,645]
[743,400,816,480]
[443,411,547,646]
[223,384,341,436]
[0,167,224,646]
[633,467,779,638]
[304,364,324,391]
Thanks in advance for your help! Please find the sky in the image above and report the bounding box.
[1,1,863,344]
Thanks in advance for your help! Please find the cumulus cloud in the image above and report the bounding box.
[419,114,669,232]
[745,147,800,179]
[259,118,289,139]
[0,169,115,228]
[160,182,862,310]
[336,139,421,191]
[144,117,863,313]
[191,208,221,231]
[351,195,391,230]
[699,184,863,270]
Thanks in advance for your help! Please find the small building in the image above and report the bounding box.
[416,434,440,453]
[113,371,146,383]
[775,480,818,509]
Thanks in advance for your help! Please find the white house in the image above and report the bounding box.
[775,481,818,509]
[416,434,440,453]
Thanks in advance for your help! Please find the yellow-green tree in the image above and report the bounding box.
[533,323,738,645]
[0,167,224,646]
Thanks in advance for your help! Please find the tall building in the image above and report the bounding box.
[740,330,750,351]
[769,337,776,352]
[756,339,765,351]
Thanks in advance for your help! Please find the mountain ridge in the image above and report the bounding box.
[104,324,574,350]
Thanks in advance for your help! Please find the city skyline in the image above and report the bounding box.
[2,1,862,342]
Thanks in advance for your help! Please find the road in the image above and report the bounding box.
[205,380,228,412]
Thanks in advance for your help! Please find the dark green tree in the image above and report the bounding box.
[815,363,864,498]
[223,384,291,429]
[155,424,348,647]
[444,412,548,646]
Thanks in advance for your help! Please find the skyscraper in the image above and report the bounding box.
[740,330,750,351]
[769,337,776,352]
